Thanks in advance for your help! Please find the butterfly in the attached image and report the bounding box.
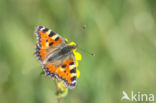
[34,26,77,88]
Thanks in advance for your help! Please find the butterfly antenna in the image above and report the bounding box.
[64,24,87,40]
[77,46,95,56]
[64,24,94,56]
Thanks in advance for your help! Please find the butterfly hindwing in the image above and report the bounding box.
[55,56,77,88]
[43,53,77,88]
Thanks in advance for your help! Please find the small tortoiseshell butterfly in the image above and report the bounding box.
[34,26,77,88]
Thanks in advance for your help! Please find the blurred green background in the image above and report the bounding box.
[0,0,156,103]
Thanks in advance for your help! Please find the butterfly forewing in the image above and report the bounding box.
[34,26,65,62]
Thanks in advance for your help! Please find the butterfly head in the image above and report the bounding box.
[68,45,77,50]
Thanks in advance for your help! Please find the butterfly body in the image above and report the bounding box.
[47,45,77,64]
[34,26,77,88]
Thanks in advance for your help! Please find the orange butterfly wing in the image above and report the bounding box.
[55,57,77,88]
[35,26,64,62]
[44,55,77,88]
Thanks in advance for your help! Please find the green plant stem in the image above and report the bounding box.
[54,80,62,103]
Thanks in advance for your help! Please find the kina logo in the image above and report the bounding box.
[121,91,154,102]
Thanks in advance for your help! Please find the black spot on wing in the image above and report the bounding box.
[42,28,48,33]
[55,37,60,41]
[71,76,76,81]
[49,31,55,37]
[69,62,74,65]
[70,68,76,73]
[49,42,53,46]
[62,65,67,68]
